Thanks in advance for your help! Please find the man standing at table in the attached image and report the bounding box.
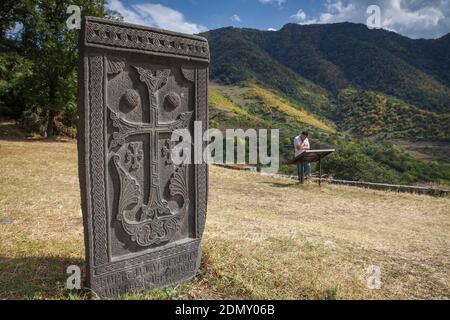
[294,131,312,180]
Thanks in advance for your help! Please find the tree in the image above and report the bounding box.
[8,0,105,136]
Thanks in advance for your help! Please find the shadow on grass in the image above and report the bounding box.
[0,121,74,143]
[0,255,85,299]
[0,136,74,143]
[260,181,304,189]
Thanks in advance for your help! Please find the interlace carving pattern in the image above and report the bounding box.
[89,56,108,265]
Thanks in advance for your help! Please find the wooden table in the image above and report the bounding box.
[291,149,335,184]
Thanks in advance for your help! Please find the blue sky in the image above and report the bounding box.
[106,0,450,39]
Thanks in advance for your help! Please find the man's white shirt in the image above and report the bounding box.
[294,135,310,157]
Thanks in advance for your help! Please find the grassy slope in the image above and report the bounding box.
[0,140,449,299]
[391,140,450,163]
[209,82,335,133]
[208,84,450,186]
[245,84,335,133]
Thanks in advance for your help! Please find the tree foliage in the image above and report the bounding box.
[0,0,105,136]
[336,89,450,141]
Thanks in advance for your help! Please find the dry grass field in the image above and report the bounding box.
[0,139,449,299]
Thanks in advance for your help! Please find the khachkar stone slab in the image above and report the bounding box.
[77,16,209,297]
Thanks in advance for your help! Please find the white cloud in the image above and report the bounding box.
[259,0,286,7]
[106,0,208,34]
[106,0,148,26]
[291,9,306,21]
[291,9,318,24]
[303,0,450,39]
[230,14,241,22]
[268,27,278,31]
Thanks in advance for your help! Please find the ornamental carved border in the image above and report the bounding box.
[196,68,208,237]
[84,17,209,61]
[89,55,109,266]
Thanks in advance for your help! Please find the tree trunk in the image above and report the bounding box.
[47,110,55,138]
[47,81,56,138]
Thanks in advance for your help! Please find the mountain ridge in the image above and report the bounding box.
[201,22,450,115]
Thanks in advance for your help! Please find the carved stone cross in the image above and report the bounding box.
[108,66,193,246]
[77,16,209,297]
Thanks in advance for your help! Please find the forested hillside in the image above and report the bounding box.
[201,23,450,186]
[336,89,450,140]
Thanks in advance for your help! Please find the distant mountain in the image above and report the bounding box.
[202,22,450,116]
[201,22,450,185]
